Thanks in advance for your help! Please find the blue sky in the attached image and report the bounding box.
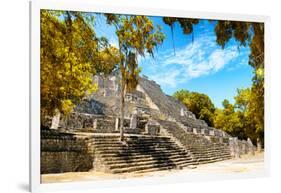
[93,14,253,108]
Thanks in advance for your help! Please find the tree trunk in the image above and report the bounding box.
[119,81,126,141]
[257,137,262,153]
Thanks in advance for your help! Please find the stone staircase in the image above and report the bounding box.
[157,120,231,164]
[89,135,196,174]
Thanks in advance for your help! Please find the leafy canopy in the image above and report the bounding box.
[41,10,120,119]
[214,88,264,144]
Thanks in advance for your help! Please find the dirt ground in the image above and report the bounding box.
[41,152,264,184]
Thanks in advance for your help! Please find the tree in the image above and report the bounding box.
[214,99,244,138]
[248,84,264,138]
[105,14,165,141]
[215,21,264,145]
[163,17,199,51]
[174,89,215,126]
[213,88,264,146]
[41,10,119,126]
[163,18,199,35]
[235,88,251,112]
[235,87,264,146]
[173,89,190,102]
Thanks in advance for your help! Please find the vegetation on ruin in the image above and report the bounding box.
[175,87,263,145]
[174,90,215,126]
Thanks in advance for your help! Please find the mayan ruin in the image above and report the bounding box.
[41,73,257,176]
[39,10,264,183]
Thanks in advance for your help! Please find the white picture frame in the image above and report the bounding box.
[30,0,271,192]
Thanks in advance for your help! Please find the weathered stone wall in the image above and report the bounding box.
[59,113,116,132]
[58,111,148,134]
[59,113,96,130]
[229,137,256,158]
[94,119,115,131]
[75,99,109,115]
[41,130,93,174]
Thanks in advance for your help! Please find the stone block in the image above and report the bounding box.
[192,128,196,134]
[247,138,255,155]
[129,114,137,129]
[146,125,160,135]
[186,127,193,132]
[209,129,215,136]
[50,112,60,130]
[145,120,160,135]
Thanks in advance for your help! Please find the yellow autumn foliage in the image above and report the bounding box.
[41,10,119,119]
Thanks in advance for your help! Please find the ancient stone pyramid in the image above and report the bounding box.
[41,74,255,174]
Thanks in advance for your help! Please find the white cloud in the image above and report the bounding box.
[140,35,242,88]
[150,70,181,88]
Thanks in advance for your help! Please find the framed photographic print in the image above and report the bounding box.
[30,0,270,192]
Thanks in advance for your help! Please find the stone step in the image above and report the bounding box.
[91,139,182,147]
[100,150,191,160]
[110,162,180,174]
[189,146,229,150]
[195,156,231,163]
[194,156,231,163]
[190,150,230,155]
[131,163,197,174]
[189,150,229,155]
[89,130,232,174]
[91,138,172,143]
[192,155,230,160]
[91,141,175,146]
[95,147,185,154]
[192,153,231,159]
[91,135,171,140]
[192,152,231,157]
[94,145,185,152]
[93,144,185,152]
[189,145,229,149]
[97,149,189,157]
[128,165,178,174]
[192,151,230,157]
[104,154,193,165]
[190,149,230,153]
[91,140,176,146]
[191,148,230,153]
[188,147,229,152]
[108,157,195,170]
[196,157,230,164]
